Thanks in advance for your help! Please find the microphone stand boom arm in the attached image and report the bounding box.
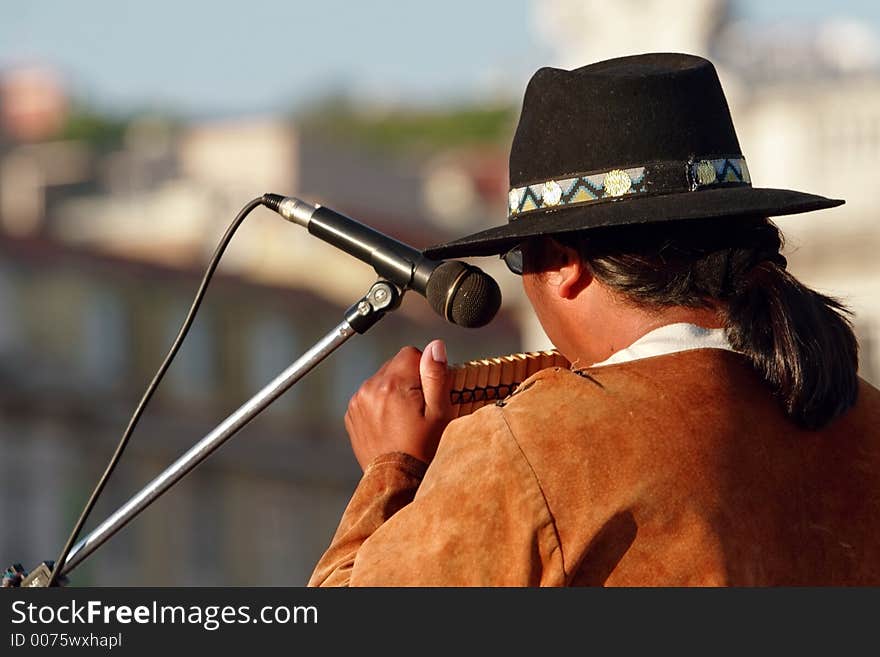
[57,279,401,580]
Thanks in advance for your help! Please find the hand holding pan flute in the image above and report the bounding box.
[344,340,454,471]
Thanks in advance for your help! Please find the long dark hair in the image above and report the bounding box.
[552,216,859,430]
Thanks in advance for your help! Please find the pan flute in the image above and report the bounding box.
[449,349,571,418]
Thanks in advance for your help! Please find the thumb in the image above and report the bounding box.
[419,339,452,418]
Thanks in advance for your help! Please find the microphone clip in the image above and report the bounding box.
[344,280,402,334]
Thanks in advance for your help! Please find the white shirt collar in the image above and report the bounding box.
[589,322,735,368]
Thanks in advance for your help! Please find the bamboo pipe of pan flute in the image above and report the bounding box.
[448,350,571,418]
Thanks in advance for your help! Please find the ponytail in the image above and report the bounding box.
[725,262,858,429]
[554,217,860,430]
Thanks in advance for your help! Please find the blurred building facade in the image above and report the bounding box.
[0,72,522,585]
[0,230,520,585]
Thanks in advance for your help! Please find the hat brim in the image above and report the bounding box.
[423,187,844,259]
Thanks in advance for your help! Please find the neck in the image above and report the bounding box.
[565,287,724,367]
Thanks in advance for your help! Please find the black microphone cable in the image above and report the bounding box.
[46,197,266,586]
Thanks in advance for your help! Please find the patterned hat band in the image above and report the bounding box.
[508,156,750,219]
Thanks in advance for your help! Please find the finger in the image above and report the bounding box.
[360,350,405,398]
[419,339,451,418]
[382,346,423,389]
[343,408,354,440]
[344,398,359,439]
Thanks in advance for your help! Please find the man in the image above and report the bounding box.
[309,53,880,586]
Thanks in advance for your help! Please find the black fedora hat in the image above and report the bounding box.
[424,53,843,260]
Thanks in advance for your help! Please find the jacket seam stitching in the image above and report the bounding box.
[498,409,568,582]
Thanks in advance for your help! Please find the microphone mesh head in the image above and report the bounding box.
[425,261,502,328]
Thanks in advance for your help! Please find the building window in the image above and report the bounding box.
[165,302,216,400]
[79,288,128,388]
[246,314,299,412]
[0,265,22,356]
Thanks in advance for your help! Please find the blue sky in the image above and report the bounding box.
[2,0,878,116]
[740,0,880,23]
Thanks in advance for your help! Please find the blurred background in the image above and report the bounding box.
[1,0,878,585]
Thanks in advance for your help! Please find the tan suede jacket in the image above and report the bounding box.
[309,349,880,586]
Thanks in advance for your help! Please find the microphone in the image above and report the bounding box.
[261,194,501,328]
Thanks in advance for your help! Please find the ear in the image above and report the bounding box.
[546,239,591,299]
